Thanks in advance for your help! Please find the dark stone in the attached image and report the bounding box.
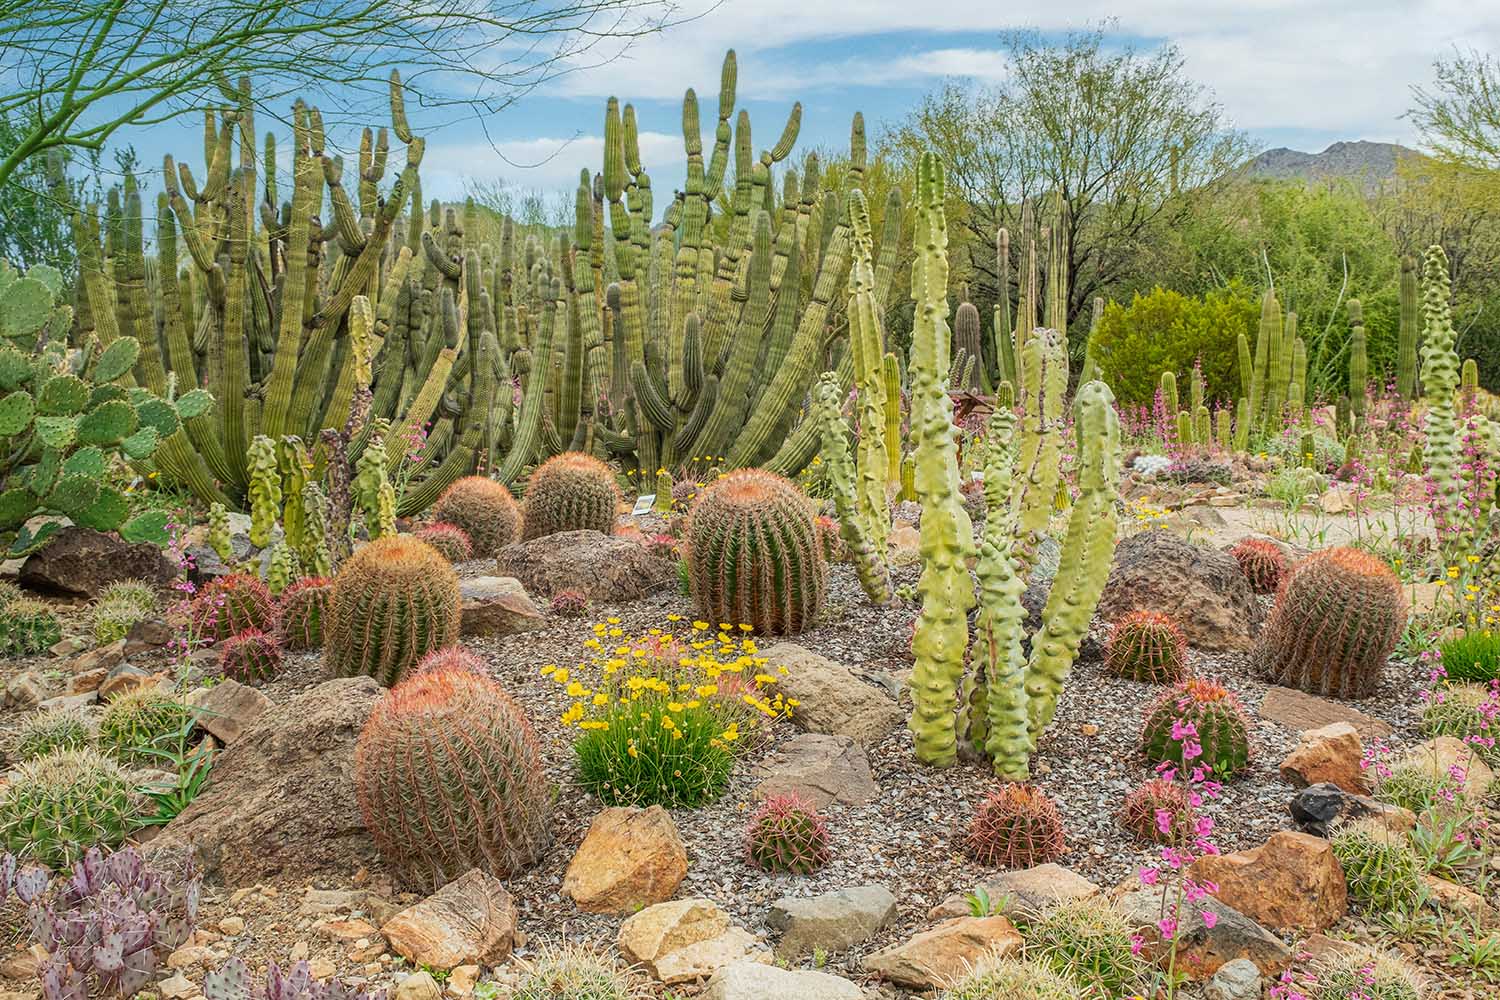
[494,529,675,601]
[1098,530,1263,651]
[1288,782,1416,837]
[20,526,175,598]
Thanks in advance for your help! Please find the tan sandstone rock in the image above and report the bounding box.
[562,805,688,915]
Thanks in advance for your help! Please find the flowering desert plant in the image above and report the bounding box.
[549,618,793,808]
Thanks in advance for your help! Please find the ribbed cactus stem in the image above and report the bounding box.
[845,190,890,563]
[246,436,281,548]
[1397,256,1419,400]
[814,373,891,605]
[1348,299,1368,428]
[882,352,902,490]
[1160,370,1179,421]
[1418,245,1466,559]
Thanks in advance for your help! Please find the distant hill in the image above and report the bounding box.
[1240,140,1426,187]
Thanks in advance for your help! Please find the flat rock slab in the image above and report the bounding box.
[458,576,545,637]
[704,961,864,1000]
[863,915,1022,990]
[767,885,897,959]
[1259,687,1392,739]
[752,733,879,809]
[187,679,272,745]
[381,869,517,971]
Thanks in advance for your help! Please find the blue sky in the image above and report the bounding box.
[82,1,1500,209]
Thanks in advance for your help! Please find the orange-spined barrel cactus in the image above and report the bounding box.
[413,522,474,563]
[1252,546,1406,699]
[1140,678,1251,778]
[325,536,461,686]
[964,783,1066,869]
[193,573,276,643]
[1230,537,1289,594]
[278,576,332,650]
[520,452,620,540]
[1103,611,1188,683]
[684,469,826,635]
[430,477,520,557]
[219,628,283,683]
[355,661,552,888]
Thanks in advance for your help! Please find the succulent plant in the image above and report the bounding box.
[939,957,1081,1000]
[1103,611,1188,683]
[1022,897,1151,999]
[549,589,590,617]
[355,659,552,887]
[684,469,826,635]
[430,476,521,557]
[97,689,194,766]
[325,535,461,687]
[1229,538,1289,594]
[219,629,284,684]
[204,957,388,1000]
[0,750,137,867]
[89,595,152,646]
[193,573,278,644]
[813,515,848,564]
[521,452,621,540]
[965,783,1066,869]
[509,942,650,1000]
[96,579,161,615]
[1118,778,1196,844]
[1420,683,1498,765]
[409,645,489,677]
[1253,547,1406,699]
[0,598,62,656]
[412,522,474,563]
[11,708,92,762]
[1309,947,1425,1000]
[745,793,831,874]
[1140,678,1252,779]
[277,576,333,650]
[30,845,200,1000]
[1330,820,1426,914]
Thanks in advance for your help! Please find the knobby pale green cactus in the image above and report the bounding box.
[814,373,891,605]
[246,436,282,548]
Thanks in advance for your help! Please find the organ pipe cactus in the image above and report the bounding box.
[1397,256,1419,400]
[1348,299,1368,431]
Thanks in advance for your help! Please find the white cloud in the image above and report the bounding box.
[420,129,682,198]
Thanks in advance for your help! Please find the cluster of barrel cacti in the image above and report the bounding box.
[430,476,520,557]
[1140,678,1252,778]
[325,535,462,685]
[744,793,831,874]
[964,783,1066,869]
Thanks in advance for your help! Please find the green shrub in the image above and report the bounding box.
[1090,284,1258,407]
[1440,628,1500,682]
[1020,897,1151,998]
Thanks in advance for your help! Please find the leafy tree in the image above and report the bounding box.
[1409,48,1500,170]
[1089,285,1258,407]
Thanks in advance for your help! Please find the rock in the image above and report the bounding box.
[49,636,87,657]
[37,690,95,712]
[1397,736,1495,797]
[862,916,1022,989]
[1098,531,1263,650]
[1298,933,1363,966]
[318,919,378,941]
[494,530,674,601]
[1205,958,1262,1000]
[0,951,39,980]
[4,672,46,709]
[617,898,770,986]
[761,643,902,744]
[751,733,879,809]
[186,679,273,745]
[68,639,127,674]
[166,946,215,969]
[394,972,441,1000]
[457,577,545,637]
[19,526,175,597]
[68,668,107,694]
[307,958,335,980]
[1289,783,1416,837]
[447,966,479,997]
[98,665,156,701]
[1422,875,1496,923]
[1188,831,1347,933]
[1116,887,1291,980]
[929,863,1101,921]
[1260,687,1392,740]
[124,617,174,654]
[158,972,198,999]
[218,917,245,936]
[381,870,517,972]
[562,805,687,915]
[152,677,383,882]
[1279,722,1369,794]
[767,885,897,959]
[300,889,367,915]
[704,961,864,1000]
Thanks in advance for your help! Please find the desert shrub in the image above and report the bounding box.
[1090,284,1258,407]
[1440,628,1500,682]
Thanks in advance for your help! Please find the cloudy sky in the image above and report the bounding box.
[107,1,1500,207]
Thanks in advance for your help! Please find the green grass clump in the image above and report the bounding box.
[11,708,92,761]
[97,689,195,766]
[1330,821,1427,914]
[1020,897,1151,998]
[1440,628,1500,682]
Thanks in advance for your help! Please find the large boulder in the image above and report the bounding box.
[494,529,674,601]
[762,643,902,744]
[153,677,383,882]
[381,869,517,971]
[562,806,688,915]
[20,526,175,597]
[457,576,545,637]
[1097,531,1262,650]
[1187,831,1348,933]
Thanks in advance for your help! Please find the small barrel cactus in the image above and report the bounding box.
[192,572,278,643]
[219,628,284,683]
[0,598,62,656]
[1103,611,1188,683]
[96,579,161,614]
[0,749,136,867]
[521,451,621,540]
[1420,683,1498,765]
[430,476,521,557]
[1310,948,1424,1000]
[90,595,151,645]
[815,515,848,564]
[355,661,553,888]
[1230,538,1289,594]
[325,535,462,686]
[278,576,333,650]
[684,469,827,635]
[940,958,1080,1000]
[98,689,195,765]
[549,588,590,617]
[11,708,91,761]
[745,793,831,874]
[414,521,475,563]
[1253,547,1406,699]
[411,645,489,677]
[1140,678,1252,778]
[1119,778,1196,844]
[964,783,1066,869]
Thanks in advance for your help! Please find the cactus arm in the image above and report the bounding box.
[845,190,891,560]
[814,373,892,605]
[1397,256,1419,400]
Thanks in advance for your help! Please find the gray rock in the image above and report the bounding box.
[187,679,272,745]
[929,863,1101,920]
[762,643,902,744]
[1116,887,1291,979]
[767,885,897,959]
[753,734,879,809]
[458,576,545,637]
[704,960,864,1000]
[1289,782,1416,837]
[1098,530,1263,650]
[495,529,675,601]
[1205,958,1263,1000]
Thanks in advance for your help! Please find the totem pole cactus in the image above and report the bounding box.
[814,374,891,605]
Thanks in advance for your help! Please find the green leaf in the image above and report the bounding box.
[0,487,37,531]
[77,399,138,447]
[75,486,129,532]
[0,390,35,436]
[174,388,214,420]
[93,337,141,383]
[37,374,88,415]
[0,277,53,341]
[120,510,170,545]
[47,474,99,516]
[62,446,106,478]
[121,426,160,459]
[135,398,180,438]
[0,344,30,391]
[33,415,77,449]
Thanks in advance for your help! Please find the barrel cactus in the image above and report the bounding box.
[11,708,91,762]
[1140,678,1252,778]
[1230,538,1289,594]
[940,958,1080,1000]
[98,689,195,765]
[1103,611,1188,683]
[684,469,826,635]
[219,628,283,684]
[1119,778,1196,844]
[964,783,1066,869]
[1252,547,1406,699]
[745,793,831,874]
[0,598,61,656]
[325,535,461,686]
[90,579,159,644]
[411,645,489,676]
[0,749,136,867]
[278,576,333,650]
[430,476,520,557]
[413,522,474,563]
[521,452,621,540]
[549,588,590,617]
[1420,684,1498,765]
[355,660,553,888]
[193,572,277,643]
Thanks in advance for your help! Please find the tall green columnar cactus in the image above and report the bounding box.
[1248,290,1276,434]
[1348,299,1368,431]
[1160,370,1179,425]
[1397,256,1419,400]
[1461,358,1479,410]
[1233,397,1250,451]
[882,352,903,490]
[907,154,977,767]
[992,228,1018,388]
[844,190,891,566]
[1078,297,1103,385]
[1236,332,1253,403]
[814,374,892,605]
[953,294,984,391]
[1419,245,1466,558]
